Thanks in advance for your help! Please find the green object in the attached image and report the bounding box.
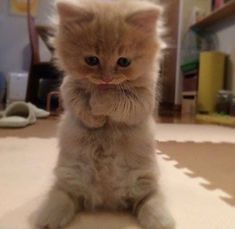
[181,60,199,73]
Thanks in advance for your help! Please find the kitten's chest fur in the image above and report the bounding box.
[58,117,156,211]
[76,127,134,209]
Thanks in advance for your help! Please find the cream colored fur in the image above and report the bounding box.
[36,1,174,228]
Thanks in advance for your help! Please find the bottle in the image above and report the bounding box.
[216,90,232,115]
[230,95,235,117]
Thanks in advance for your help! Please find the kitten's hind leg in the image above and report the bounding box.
[35,187,77,229]
[135,192,175,229]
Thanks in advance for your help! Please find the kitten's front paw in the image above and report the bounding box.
[90,94,110,116]
[89,115,107,128]
[36,189,76,229]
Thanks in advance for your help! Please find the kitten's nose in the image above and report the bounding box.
[102,76,113,83]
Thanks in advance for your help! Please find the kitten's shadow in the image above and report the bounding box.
[0,196,141,229]
[31,211,141,229]
[62,212,140,229]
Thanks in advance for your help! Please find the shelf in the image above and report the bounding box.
[191,0,235,31]
[196,114,235,126]
[182,91,197,96]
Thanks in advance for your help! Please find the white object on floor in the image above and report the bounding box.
[7,72,28,104]
[0,138,235,229]
[0,102,36,128]
[155,123,235,143]
[28,103,50,118]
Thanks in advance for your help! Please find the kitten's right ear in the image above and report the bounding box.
[57,2,94,24]
[126,6,161,33]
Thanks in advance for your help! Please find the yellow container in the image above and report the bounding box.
[197,51,225,113]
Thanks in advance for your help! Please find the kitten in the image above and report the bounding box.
[36,0,174,229]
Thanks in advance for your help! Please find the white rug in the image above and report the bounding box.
[0,137,235,229]
[155,123,235,143]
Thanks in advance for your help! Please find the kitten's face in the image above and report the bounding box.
[55,1,161,86]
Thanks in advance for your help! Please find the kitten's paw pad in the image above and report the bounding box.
[35,191,76,229]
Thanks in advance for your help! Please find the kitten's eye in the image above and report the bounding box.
[85,56,100,66]
[117,57,131,68]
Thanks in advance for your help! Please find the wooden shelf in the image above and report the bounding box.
[196,114,235,126]
[191,0,235,31]
[182,91,197,96]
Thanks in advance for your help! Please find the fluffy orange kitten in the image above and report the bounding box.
[36,0,174,228]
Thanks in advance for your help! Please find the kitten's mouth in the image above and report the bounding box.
[98,83,116,90]
[87,76,125,89]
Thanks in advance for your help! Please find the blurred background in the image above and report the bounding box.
[0,0,235,124]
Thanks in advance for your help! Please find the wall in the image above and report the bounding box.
[210,16,235,93]
[0,0,53,80]
[175,0,235,104]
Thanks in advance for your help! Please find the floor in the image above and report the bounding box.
[2,117,234,205]
[0,114,196,138]
[158,142,235,206]
[0,116,59,138]
[1,117,235,228]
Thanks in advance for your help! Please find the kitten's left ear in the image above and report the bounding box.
[126,7,161,33]
[57,2,94,24]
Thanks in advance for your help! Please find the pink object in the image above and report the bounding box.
[214,0,224,9]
